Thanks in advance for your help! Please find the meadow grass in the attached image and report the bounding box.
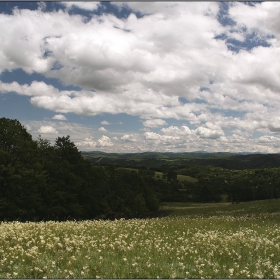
[161,199,280,217]
[0,200,280,279]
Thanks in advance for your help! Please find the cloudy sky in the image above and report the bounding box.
[1,1,280,153]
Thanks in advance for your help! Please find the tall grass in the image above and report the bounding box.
[1,200,280,279]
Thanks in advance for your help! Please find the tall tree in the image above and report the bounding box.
[0,118,46,221]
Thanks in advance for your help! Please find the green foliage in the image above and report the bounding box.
[0,118,46,221]
[0,118,160,221]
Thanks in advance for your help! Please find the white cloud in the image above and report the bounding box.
[142,118,167,128]
[24,120,96,145]
[113,2,219,19]
[38,126,58,134]
[24,124,32,131]
[98,127,107,132]
[144,131,161,141]
[1,3,279,116]
[195,126,224,139]
[161,125,192,136]
[52,114,67,121]
[2,3,280,152]
[0,3,224,94]
[37,2,47,11]
[121,134,139,142]
[97,135,113,147]
[75,137,97,149]
[258,135,280,143]
[0,81,182,118]
[229,2,280,39]
[61,2,100,11]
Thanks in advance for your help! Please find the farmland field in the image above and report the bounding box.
[0,200,280,279]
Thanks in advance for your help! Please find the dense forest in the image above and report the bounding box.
[0,118,160,221]
[1,117,280,222]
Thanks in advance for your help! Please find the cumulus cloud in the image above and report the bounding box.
[229,2,280,40]
[2,2,280,152]
[0,81,183,119]
[38,126,58,134]
[0,3,224,94]
[257,135,280,143]
[0,3,279,105]
[61,2,100,11]
[142,119,167,128]
[98,127,107,132]
[52,114,67,121]
[75,137,97,149]
[1,3,279,115]
[24,124,32,131]
[161,125,192,136]
[144,131,161,141]
[195,126,224,139]
[97,135,113,147]
[121,134,139,142]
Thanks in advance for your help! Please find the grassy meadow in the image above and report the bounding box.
[161,199,280,217]
[1,199,280,279]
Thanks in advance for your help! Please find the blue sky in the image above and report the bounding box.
[1,2,280,153]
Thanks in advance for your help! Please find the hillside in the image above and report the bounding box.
[82,151,280,170]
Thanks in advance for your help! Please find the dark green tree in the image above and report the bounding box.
[0,118,46,221]
[107,169,159,218]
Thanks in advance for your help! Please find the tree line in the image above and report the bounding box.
[0,118,159,221]
[179,165,280,203]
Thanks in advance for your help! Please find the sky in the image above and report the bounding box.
[1,1,280,153]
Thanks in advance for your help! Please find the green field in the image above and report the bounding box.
[117,167,198,183]
[161,199,280,216]
[154,171,198,183]
[0,199,280,279]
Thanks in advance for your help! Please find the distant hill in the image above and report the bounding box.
[231,153,280,169]
[82,151,236,160]
[82,151,280,170]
